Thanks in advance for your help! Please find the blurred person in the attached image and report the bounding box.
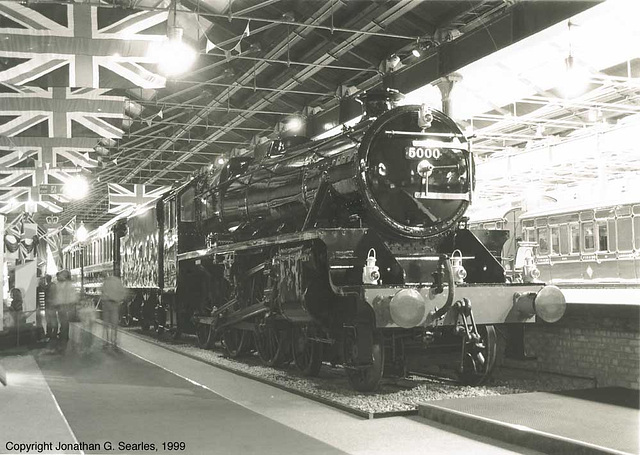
[9,288,23,328]
[77,298,96,356]
[101,275,125,349]
[53,270,78,353]
[43,275,58,341]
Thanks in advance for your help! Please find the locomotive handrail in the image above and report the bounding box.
[208,124,364,197]
[385,130,468,140]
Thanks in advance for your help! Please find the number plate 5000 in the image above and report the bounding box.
[405,146,441,159]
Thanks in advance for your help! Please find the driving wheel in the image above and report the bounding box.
[254,319,289,367]
[345,331,384,392]
[458,325,497,385]
[222,328,252,358]
[292,325,322,377]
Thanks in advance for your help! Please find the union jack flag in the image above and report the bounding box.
[108,183,170,215]
[0,1,167,88]
[0,137,99,169]
[0,85,126,138]
[0,186,64,213]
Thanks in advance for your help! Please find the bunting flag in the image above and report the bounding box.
[108,183,170,215]
[206,39,216,53]
[0,85,126,138]
[0,1,168,88]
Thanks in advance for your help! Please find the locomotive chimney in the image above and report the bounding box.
[358,88,404,119]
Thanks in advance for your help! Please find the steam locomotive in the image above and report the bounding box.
[64,90,566,391]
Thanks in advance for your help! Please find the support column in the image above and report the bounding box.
[436,73,462,117]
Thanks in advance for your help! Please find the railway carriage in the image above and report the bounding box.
[65,90,567,391]
[470,198,640,286]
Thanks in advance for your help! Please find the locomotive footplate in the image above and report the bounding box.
[365,283,566,329]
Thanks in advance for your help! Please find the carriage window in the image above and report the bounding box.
[582,222,595,252]
[570,224,580,253]
[617,217,632,251]
[537,227,549,255]
[607,219,616,253]
[550,226,560,255]
[524,227,536,243]
[597,222,608,252]
[634,216,640,249]
[180,188,195,222]
[559,225,569,255]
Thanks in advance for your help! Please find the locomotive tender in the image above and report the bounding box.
[66,90,567,391]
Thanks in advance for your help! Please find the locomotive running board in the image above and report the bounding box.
[178,228,368,262]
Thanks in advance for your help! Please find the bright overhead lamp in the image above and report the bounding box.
[559,21,590,99]
[148,1,197,77]
[63,175,89,200]
[560,55,590,98]
[76,222,88,243]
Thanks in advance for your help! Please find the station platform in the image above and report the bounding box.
[1,323,540,455]
[419,388,639,455]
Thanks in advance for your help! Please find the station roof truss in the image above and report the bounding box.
[1,0,637,229]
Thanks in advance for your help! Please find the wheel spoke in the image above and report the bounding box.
[292,325,322,377]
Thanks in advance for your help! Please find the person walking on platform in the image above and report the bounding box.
[9,288,23,328]
[43,275,58,341]
[101,275,125,350]
[53,270,78,353]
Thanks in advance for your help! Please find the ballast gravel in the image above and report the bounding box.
[123,327,594,415]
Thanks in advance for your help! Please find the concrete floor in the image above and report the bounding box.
[1,326,542,455]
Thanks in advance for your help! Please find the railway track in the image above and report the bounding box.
[119,325,594,418]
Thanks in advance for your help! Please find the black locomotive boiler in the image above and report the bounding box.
[159,90,565,391]
[68,90,567,392]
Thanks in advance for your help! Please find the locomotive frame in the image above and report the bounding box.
[65,93,567,391]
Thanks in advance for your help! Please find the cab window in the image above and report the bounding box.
[164,198,176,229]
[180,188,195,222]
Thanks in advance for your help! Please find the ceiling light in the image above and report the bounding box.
[411,48,421,58]
[286,117,303,132]
[64,175,89,200]
[559,21,590,99]
[147,1,197,77]
[76,222,88,243]
[149,27,197,77]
